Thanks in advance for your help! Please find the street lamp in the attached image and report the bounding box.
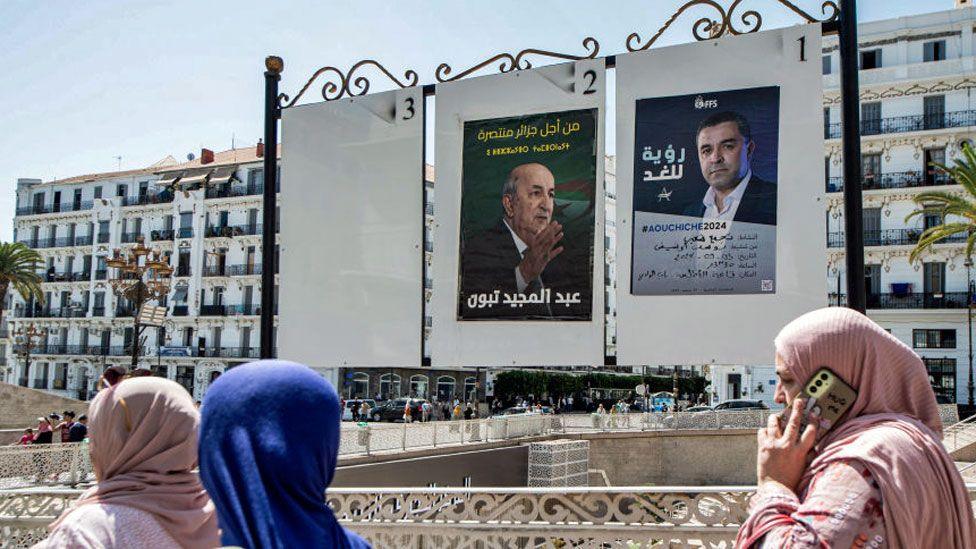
[966,257,974,406]
[106,236,174,371]
[15,323,47,387]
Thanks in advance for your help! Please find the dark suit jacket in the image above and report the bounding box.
[459,220,592,320]
[682,175,777,226]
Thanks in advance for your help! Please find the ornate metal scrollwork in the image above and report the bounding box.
[435,37,600,83]
[278,60,419,109]
[627,0,839,52]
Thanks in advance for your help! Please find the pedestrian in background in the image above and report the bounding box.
[17,428,33,445]
[68,415,88,443]
[33,417,53,444]
[56,411,76,443]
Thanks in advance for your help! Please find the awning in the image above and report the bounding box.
[179,168,213,187]
[157,171,183,187]
[208,165,239,186]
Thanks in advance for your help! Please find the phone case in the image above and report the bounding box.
[779,368,857,438]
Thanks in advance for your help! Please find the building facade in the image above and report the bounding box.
[6,145,277,401]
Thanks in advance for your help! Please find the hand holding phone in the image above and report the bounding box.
[778,367,856,441]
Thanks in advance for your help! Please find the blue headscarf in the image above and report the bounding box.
[198,360,370,549]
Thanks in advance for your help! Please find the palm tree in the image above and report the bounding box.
[907,142,976,263]
[0,242,44,325]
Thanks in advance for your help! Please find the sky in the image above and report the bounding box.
[0,0,956,240]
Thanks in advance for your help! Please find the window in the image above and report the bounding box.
[175,366,195,395]
[923,208,943,230]
[93,186,102,199]
[913,329,956,349]
[180,212,192,228]
[923,262,945,294]
[53,363,67,390]
[116,184,127,198]
[923,357,956,403]
[463,377,477,402]
[861,102,881,135]
[436,376,456,402]
[859,49,881,70]
[923,40,946,62]
[410,374,429,398]
[821,54,831,75]
[861,153,881,189]
[924,148,947,185]
[350,372,369,399]
[823,107,831,139]
[923,95,945,130]
[380,373,401,399]
[862,207,881,246]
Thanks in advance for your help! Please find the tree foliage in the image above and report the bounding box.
[907,142,976,263]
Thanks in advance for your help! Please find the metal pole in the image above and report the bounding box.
[130,285,143,370]
[968,260,973,405]
[261,56,282,359]
[838,0,866,313]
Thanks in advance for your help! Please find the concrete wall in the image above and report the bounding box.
[0,382,88,430]
[581,430,758,486]
[334,445,529,487]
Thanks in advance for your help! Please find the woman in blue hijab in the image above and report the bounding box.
[198,360,370,548]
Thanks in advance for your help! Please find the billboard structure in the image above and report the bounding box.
[615,25,826,366]
[458,108,598,321]
[431,59,606,367]
[279,88,425,371]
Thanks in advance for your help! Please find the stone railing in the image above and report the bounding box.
[4,485,976,548]
[0,444,93,490]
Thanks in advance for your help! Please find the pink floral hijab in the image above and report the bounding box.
[739,307,975,548]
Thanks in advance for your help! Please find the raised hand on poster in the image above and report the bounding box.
[518,221,564,282]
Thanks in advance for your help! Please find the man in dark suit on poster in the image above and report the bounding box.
[460,163,569,320]
[682,111,777,226]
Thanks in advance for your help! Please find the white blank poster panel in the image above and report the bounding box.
[615,25,826,365]
[280,88,424,367]
[432,60,606,367]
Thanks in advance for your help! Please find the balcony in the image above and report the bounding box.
[115,306,136,317]
[121,232,142,244]
[91,306,106,316]
[826,229,967,248]
[74,235,94,246]
[177,227,194,239]
[227,264,262,276]
[829,291,969,309]
[97,232,111,244]
[172,305,190,316]
[43,271,91,283]
[205,182,264,199]
[175,265,192,277]
[199,304,226,316]
[226,304,260,316]
[827,171,953,193]
[151,229,175,241]
[16,306,86,319]
[825,110,976,139]
[15,201,94,216]
[121,192,173,207]
[206,346,260,359]
[204,224,262,238]
[202,264,227,277]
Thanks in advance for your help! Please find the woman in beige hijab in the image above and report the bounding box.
[38,377,219,548]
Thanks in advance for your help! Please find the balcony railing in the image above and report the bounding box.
[176,265,191,277]
[205,182,264,199]
[826,171,953,193]
[16,344,150,356]
[827,229,968,248]
[120,232,142,244]
[15,201,94,216]
[226,304,260,315]
[43,271,91,283]
[825,110,976,139]
[121,192,173,207]
[202,264,227,277]
[97,232,111,244]
[150,229,175,241]
[115,306,136,317]
[172,305,190,316]
[829,291,969,309]
[15,307,86,319]
[177,227,193,239]
[91,306,106,316]
[227,264,262,276]
[199,304,226,316]
[204,224,262,238]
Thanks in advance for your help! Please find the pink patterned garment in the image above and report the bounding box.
[33,503,180,548]
[748,460,886,548]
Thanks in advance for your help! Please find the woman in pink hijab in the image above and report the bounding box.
[38,377,219,548]
[736,307,976,548]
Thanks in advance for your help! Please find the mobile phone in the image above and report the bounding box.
[779,367,857,440]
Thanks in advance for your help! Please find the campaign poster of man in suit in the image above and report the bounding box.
[631,86,779,296]
[458,108,597,321]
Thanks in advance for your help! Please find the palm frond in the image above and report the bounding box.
[0,242,45,305]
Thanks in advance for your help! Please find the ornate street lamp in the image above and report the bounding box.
[15,323,47,386]
[106,236,174,371]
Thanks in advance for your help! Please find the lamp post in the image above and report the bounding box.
[15,323,47,387]
[966,257,974,406]
[106,236,173,371]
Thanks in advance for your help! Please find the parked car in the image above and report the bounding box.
[371,398,427,422]
[712,399,769,411]
[684,405,714,413]
[341,399,376,421]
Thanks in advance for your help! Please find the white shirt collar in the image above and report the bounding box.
[503,219,528,256]
[702,170,752,215]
